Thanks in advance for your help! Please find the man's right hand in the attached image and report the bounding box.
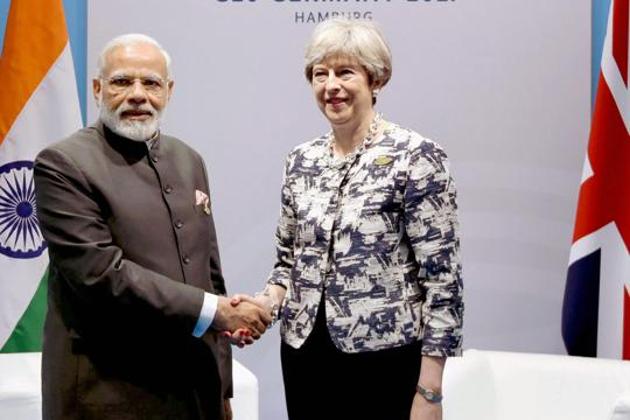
[212,296,272,338]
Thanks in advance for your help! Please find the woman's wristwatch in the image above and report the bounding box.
[416,384,443,403]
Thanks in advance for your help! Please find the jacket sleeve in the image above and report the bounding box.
[403,141,464,357]
[266,155,296,290]
[198,155,233,398]
[207,214,226,295]
[200,157,227,296]
[34,146,205,332]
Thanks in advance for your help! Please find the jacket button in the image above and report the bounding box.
[164,185,173,194]
[175,220,183,229]
[183,256,190,264]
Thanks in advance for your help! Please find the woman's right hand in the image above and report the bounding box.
[223,293,273,347]
[225,285,287,347]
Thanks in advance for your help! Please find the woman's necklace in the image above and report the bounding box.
[328,113,383,164]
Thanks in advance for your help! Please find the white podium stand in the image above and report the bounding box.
[0,352,258,420]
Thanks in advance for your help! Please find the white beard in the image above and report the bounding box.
[98,97,163,142]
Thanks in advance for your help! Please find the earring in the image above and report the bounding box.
[372,89,380,98]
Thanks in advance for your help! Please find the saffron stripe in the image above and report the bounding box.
[0,0,69,145]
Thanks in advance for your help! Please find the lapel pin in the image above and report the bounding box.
[373,155,393,166]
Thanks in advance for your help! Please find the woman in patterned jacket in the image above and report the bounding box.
[231,18,463,420]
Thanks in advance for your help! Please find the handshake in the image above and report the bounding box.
[211,287,283,347]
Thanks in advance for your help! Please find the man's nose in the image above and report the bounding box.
[127,80,148,103]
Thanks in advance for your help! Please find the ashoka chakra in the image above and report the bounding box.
[0,160,47,259]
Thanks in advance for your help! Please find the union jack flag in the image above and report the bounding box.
[562,0,630,359]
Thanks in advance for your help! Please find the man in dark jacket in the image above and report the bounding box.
[34,34,270,420]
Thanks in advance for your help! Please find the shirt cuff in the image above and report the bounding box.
[192,292,218,338]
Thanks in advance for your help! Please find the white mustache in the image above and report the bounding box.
[117,105,155,117]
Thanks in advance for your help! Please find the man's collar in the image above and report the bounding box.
[96,120,162,158]
[146,130,160,150]
[96,119,161,144]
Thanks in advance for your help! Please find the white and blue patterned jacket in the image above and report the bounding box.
[268,122,463,356]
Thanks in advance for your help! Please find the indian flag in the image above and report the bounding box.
[0,0,81,352]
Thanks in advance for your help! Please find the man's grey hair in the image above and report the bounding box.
[96,33,172,78]
[304,18,392,87]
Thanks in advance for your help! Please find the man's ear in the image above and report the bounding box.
[166,79,174,101]
[92,78,103,104]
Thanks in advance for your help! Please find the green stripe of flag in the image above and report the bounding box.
[1,269,48,353]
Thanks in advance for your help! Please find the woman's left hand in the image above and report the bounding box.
[410,392,442,420]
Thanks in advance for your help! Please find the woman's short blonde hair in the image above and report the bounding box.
[304,18,392,88]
